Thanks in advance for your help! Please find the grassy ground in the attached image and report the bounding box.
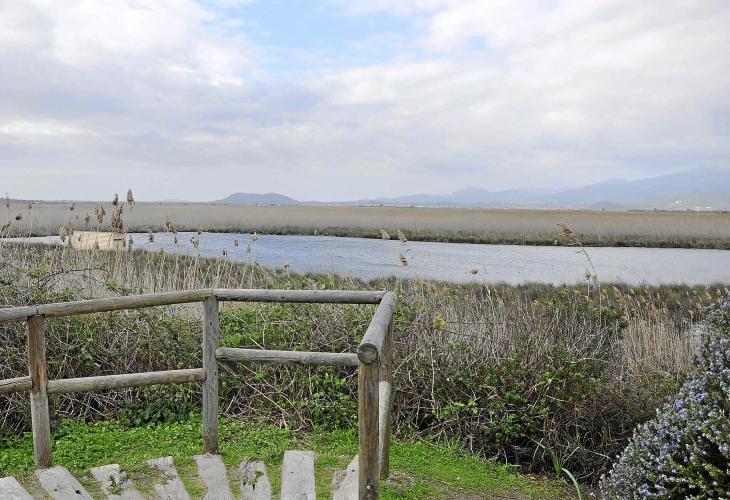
[5,201,730,248]
[0,417,568,499]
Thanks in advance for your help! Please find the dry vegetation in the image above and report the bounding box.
[1,233,726,483]
[5,200,730,248]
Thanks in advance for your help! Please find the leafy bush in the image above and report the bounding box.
[600,298,730,498]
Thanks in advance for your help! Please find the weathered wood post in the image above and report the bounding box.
[358,291,396,499]
[202,296,220,454]
[378,318,394,479]
[28,315,52,467]
[358,356,380,499]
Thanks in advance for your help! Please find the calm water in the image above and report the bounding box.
[17,232,730,285]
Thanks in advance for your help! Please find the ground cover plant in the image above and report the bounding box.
[4,200,730,248]
[1,236,723,488]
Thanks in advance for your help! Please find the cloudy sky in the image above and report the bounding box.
[1,0,729,201]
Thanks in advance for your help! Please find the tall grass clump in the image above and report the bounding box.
[600,298,730,498]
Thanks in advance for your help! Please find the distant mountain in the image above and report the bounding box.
[211,168,730,210]
[547,168,730,206]
[213,192,299,205]
[358,168,730,210]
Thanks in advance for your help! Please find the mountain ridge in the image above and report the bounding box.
[350,167,730,210]
[210,167,730,210]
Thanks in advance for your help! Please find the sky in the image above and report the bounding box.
[1,0,729,202]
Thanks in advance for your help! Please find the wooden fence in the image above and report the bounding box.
[0,288,397,500]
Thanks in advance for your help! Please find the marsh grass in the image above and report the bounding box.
[5,202,730,248]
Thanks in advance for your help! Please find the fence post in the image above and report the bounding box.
[378,318,394,479]
[28,315,52,468]
[359,357,380,499]
[202,296,220,454]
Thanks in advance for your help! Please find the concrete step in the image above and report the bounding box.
[90,464,144,500]
[36,466,93,500]
[0,476,34,500]
[147,456,190,500]
[281,450,316,500]
[240,459,272,500]
[331,455,358,500]
[193,454,234,500]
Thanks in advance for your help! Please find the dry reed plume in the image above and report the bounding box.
[558,223,599,295]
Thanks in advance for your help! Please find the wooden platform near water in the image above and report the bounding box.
[70,231,125,250]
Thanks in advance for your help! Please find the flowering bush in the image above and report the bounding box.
[600,297,730,498]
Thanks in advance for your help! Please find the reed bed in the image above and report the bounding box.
[5,201,730,248]
[0,235,725,482]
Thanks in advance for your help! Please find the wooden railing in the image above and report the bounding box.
[0,288,397,500]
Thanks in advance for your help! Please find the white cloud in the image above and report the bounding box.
[0,0,729,200]
[0,119,94,139]
[312,0,730,185]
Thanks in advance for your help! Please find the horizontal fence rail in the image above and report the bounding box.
[214,288,386,304]
[46,369,206,395]
[0,376,32,395]
[0,288,396,500]
[0,289,386,322]
[216,347,360,367]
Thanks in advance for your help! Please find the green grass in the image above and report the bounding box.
[0,416,566,499]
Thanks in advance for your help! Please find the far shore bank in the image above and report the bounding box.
[3,202,730,249]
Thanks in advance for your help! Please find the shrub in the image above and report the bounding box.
[600,298,730,498]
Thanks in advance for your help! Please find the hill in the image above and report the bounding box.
[213,192,299,205]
